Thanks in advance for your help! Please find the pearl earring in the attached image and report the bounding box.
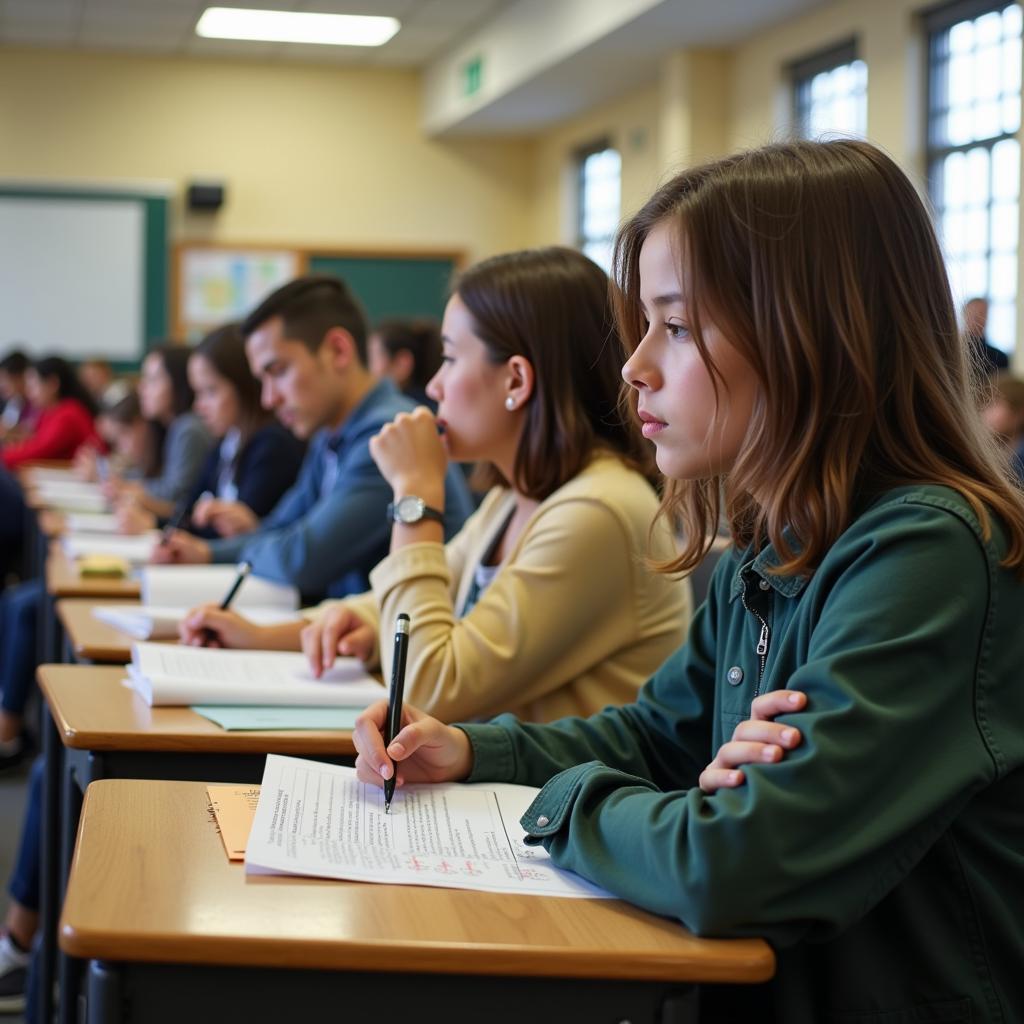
[505,397,516,411]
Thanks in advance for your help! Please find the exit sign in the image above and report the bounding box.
[461,56,483,96]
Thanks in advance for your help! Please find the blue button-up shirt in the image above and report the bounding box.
[209,380,474,601]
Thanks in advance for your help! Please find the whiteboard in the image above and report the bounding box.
[0,196,145,360]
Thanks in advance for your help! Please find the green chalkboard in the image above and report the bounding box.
[307,254,458,326]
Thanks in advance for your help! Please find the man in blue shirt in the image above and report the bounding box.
[156,276,473,600]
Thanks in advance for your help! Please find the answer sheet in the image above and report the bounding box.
[245,754,611,899]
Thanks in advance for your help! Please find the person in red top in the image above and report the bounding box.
[0,356,101,469]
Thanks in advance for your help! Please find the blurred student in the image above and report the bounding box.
[77,357,131,411]
[183,248,691,723]
[367,318,443,410]
[0,351,33,438]
[981,372,1024,481]
[964,296,1009,377]
[0,357,100,469]
[118,323,305,536]
[74,391,151,482]
[155,276,473,601]
[105,343,212,518]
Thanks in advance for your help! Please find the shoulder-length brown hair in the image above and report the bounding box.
[613,138,1024,577]
[456,246,653,500]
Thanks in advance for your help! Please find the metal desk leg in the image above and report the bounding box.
[38,707,63,1024]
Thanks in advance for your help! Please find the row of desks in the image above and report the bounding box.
[20,465,775,1023]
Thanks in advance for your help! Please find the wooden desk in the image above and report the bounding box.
[45,543,141,600]
[37,664,357,1024]
[56,599,136,663]
[61,780,774,1023]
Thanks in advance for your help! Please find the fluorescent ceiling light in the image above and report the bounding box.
[195,8,400,46]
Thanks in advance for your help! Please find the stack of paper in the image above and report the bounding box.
[126,643,383,707]
[94,603,299,641]
[140,565,299,611]
[31,480,108,512]
[64,512,121,533]
[244,755,612,899]
[24,467,78,486]
[62,531,159,564]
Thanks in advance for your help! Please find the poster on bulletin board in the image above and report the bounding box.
[176,246,303,340]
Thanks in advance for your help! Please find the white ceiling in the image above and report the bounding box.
[0,0,516,66]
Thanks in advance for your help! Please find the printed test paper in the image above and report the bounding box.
[245,754,610,899]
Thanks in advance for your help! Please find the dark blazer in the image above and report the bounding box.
[185,421,306,537]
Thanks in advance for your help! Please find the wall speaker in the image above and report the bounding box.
[186,181,225,211]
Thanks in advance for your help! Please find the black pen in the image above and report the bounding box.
[199,561,251,646]
[160,498,193,545]
[383,613,410,813]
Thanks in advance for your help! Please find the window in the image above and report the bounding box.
[927,0,1022,353]
[791,39,868,139]
[576,142,621,274]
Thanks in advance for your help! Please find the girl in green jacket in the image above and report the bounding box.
[351,139,1024,1023]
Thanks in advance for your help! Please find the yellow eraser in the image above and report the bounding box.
[77,554,130,578]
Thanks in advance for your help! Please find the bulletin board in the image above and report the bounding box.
[173,242,465,341]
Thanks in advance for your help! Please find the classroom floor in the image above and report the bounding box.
[0,759,30,1023]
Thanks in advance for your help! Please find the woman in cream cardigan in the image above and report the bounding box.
[182,247,691,723]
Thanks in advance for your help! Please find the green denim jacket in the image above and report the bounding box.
[462,486,1024,1023]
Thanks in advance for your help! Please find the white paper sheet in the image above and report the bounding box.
[126,643,383,707]
[94,604,299,640]
[64,512,120,533]
[62,531,159,563]
[244,754,611,899]
[140,565,299,611]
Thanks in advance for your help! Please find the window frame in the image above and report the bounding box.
[923,0,1022,354]
[574,138,621,271]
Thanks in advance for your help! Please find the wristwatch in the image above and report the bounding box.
[387,495,445,525]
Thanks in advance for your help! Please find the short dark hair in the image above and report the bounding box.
[372,318,442,390]
[454,247,652,501]
[0,350,30,376]
[241,275,369,364]
[194,322,270,444]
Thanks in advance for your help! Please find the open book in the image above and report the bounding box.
[140,565,299,611]
[125,643,383,707]
[245,755,612,899]
[94,604,300,641]
[63,512,120,533]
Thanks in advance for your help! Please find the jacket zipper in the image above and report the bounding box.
[739,583,771,697]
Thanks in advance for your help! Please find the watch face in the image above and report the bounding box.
[395,495,425,523]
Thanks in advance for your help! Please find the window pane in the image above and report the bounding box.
[577,147,620,275]
[795,57,868,139]
[929,4,1021,354]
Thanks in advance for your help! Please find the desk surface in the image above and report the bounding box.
[38,664,357,756]
[44,543,141,599]
[56,600,135,663]
[60,779,774,983]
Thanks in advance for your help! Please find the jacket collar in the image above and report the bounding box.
[728,539,810,602]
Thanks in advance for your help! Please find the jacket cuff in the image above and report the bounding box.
[519,761,604,844]
[461,724,516,781]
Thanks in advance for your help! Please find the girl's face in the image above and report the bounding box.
[138,353,175,423]
[426,293,518,463]
[622,218,759,480]
[25,369,58,409]
[105,417,150,465]
[188,353,239,439]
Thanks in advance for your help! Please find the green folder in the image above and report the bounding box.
[191,705,361,731]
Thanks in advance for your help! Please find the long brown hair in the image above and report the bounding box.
[194,322,270,448]
[613,138,1024,577]
[457,246,652,500]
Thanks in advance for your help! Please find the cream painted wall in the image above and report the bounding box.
[0,48,536,262]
